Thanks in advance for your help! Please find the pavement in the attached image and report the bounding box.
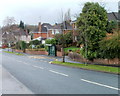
[0,49,33,94]
[2,50,119,94]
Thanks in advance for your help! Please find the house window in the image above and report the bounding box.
[55,29,59,34]
[52,30,54,34]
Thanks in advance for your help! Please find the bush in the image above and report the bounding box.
[29,40,40,45]
[35,44,44,49]
[45,39,56,45]
[99,34,120,59]
[54,32,73,47]
[15,41,26,52]
[44,45,48,51]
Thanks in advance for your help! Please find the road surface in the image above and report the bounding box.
[2,50,119,94]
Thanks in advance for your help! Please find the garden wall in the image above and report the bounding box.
[57,51,63,57]
[13,49,24,53]
[25,50,48,55]
[68,52,120,66]
[13,49,48,55]
[13,49,63,57]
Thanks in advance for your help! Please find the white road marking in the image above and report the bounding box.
[49,70,68,77]
[32,65,44,69]
[23,62,30,65]
[81,79,120,91]
[16,60,23,63]
[16,60,30,65]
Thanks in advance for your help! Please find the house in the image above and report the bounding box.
[2,28,31,45]
[107,12,119,22]
[48,21,73,38]
[32,21,78,43]
[12,28,31,43]
[32,23,52,39]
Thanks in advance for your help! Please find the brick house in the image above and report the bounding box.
[70,12,119,42]
[32,21,76,38]
[32,22,53,40]
[48,22,73,38]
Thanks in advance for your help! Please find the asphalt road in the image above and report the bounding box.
[2,50,119,94]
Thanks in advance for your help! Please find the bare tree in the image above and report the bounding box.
[2,16,16,51]
[64,9,71,22]
[57,9,72,62]
[3,16,16,26]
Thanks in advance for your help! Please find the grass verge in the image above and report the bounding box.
[4,51,24,56]
[64,46,80,53]
[51,61,119,74]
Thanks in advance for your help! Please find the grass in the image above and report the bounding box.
[4,51,24,56]
[64,46,80,53]
[51,61,119,74]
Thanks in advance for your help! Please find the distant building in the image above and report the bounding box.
[107,12,118,21]
[12,28,31,43]
[32,22,75,43]
[32,22,52,40]
[2,28,31,45]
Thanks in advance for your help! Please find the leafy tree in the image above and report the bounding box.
[45,38,56,45]
[54,32,73,47]
[19,21,24,29]
[54,34,64,45]
[64,31,73,47]
[76,2,108,60]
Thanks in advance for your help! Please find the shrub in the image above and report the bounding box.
[99,34,120,59]
[29,40,40,45]
[54,32,73,47]
[35,44,44,49]
[44,45,48,51]
[15,41,26,52]
[45,39,56,45]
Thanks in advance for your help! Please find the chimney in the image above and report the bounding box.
[38,22,42,32]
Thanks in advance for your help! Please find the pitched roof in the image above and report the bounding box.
[33,23,53,32]
[52,22,72,30]
[12,29,29,36]
[107,12,118,21]
[42,23,53,29]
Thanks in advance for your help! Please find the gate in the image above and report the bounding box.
[48,45,56,56]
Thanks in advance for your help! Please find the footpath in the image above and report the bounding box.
[0,66,33,94]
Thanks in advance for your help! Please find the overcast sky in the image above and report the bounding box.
[0,0,119,26]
